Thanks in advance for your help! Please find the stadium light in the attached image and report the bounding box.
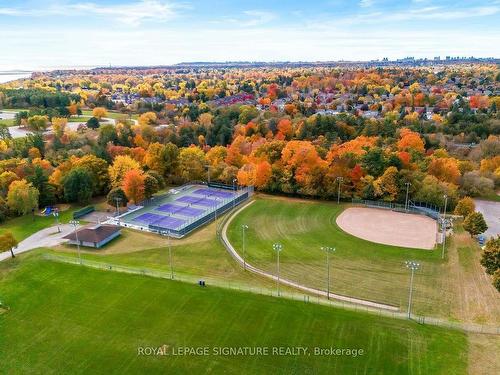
[441,194,448,259]
[336,177,343,204]
[241,224,249,270]
[69,220,81,264]
[404,182,411,211]
[164,230,174,279]
[232,178,238,209]
[273,243,283,296]
[405,260,420,319]
[114,197,122,217]
[321,246,335,300]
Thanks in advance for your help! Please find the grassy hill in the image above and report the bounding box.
[0,254,468,374]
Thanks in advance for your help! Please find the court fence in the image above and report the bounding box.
[352,199,442,221]
[42,253,500,335]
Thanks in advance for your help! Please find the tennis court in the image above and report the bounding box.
[112,183,252,237]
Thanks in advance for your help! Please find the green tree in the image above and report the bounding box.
[463,212,488,237]
[107,187,128,207]
[0,232,18,258]
[63,168,93,204]
[86,117,100,129]
[480,236,500,275]
[7,179,39,215]
[27,165,56,207]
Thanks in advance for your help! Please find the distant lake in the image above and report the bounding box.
[0,72,32,83]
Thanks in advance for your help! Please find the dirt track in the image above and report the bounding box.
[336,207,437,250]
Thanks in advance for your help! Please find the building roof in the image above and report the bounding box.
[63,224,121,243]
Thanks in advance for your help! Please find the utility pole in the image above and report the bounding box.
[69,220,81,264]
[441,194,448,259]
[321,246,335,299]
[273,243,283,296]
[241,224,249,270]
[405,261,420,319]
[53,209,60,233]
[336,177,343,204]
[405,182,411,211]
[232,178,238,210]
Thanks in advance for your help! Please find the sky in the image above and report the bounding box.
[0,0,499,71]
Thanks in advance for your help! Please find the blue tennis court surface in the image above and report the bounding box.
[133,213,163,224]
[157,203,204,217]
[177,195,219,207]
[193,188,235,199]
[154,216,186,229]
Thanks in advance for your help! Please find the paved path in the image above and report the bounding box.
[0,224,72,262]
[220,201,399,311]
[474,199,500,238]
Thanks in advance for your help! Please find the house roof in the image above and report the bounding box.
[63,224,121,243]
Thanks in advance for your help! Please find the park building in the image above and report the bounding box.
[63,224,121,249]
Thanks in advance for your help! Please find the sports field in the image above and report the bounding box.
[117,184,248,237]
[0,255,468,374]
[225,197,494,318]
[337,207,437,249]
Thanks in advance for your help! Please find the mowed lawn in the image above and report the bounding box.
[0,207,77,241]
[0,255,468,374]
[227,197,451,317]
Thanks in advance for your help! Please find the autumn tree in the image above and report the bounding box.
[454,197,475,217]
[463,212,488,237]
[428,157,461,184]
[0,232,18,258]
[480,236,500,275]
[108,155,141,188]
[138,112,157,127]
[27,115,49,132]
[92,107,108,120]
[178,146,207,182]
[373,166,399,202]
[397,128,425,153]
[7,179,39,215]
[122,169,145,204]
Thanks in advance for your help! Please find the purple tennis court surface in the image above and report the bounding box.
[133,213,164,224]
[193,188,235,199]
[157,203,204,217]
[177,195,219,207]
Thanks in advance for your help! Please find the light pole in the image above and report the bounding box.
[69,219,81,264]
[205,165,212,184]
[164,230,174,279]
[441,194,448,259]
[405,182,411,211]
[241,224,249,270]
[321,246,335,300]
[53,209,60,233]
[405,260,420,319]
[336,177,343,204]
[273,243,283,296]
[232,178,238,209]
[114,197,122,217]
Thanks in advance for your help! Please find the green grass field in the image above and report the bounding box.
[0,254,468,374]
[81,110,138,120]
[0,206,78,241]
[68,116,91,123]
[0,118,14,126]
[226,197,467,318]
